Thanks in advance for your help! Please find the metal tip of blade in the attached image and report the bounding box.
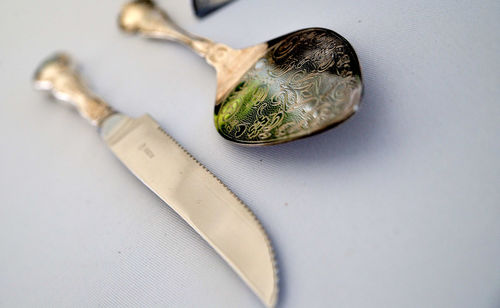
[155,126,279,307]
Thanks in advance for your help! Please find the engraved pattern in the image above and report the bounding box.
[214,28,363,145]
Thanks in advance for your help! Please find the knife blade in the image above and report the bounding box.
[33,53,278,307]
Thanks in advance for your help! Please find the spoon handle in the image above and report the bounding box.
[33,53,115,127]
[119,0,229,63]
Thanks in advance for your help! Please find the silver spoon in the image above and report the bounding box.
[119,0,363,146]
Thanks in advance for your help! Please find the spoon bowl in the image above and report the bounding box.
[119,0,363,145]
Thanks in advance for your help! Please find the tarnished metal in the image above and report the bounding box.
[119,0,363,145]
[34,53,279,308]
[34,54,114,126]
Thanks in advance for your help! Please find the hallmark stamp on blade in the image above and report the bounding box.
[138,142,155,158]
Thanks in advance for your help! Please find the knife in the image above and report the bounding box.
[33,53,278,307]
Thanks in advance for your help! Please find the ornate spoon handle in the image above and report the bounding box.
[119,0,268,103]
[33,53,115,127]
[119,0,230,62]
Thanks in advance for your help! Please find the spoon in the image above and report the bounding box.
[119,0,363,145]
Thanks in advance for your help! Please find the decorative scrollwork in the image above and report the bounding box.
[214,28,363,144]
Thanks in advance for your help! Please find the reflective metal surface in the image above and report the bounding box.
[34,54,114,126]
[34,53,278,308]
[119,0,363,145]
[102,114,278,307]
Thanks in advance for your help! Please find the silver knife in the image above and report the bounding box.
[33,53,278,307]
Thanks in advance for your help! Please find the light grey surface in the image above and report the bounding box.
[1,0,499,307]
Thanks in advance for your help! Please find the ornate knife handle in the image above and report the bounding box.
[34,53,114,126]
[119,0,228,62]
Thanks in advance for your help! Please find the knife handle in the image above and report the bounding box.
[118,0,219,59]
[33,53,114,127]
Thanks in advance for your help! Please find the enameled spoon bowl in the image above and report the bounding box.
[119,0,363,145]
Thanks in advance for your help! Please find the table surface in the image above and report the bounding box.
[1,0,499,307]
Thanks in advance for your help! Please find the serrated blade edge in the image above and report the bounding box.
[100,114,278,307]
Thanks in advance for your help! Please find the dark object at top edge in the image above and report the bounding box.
[193,0,236,18]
